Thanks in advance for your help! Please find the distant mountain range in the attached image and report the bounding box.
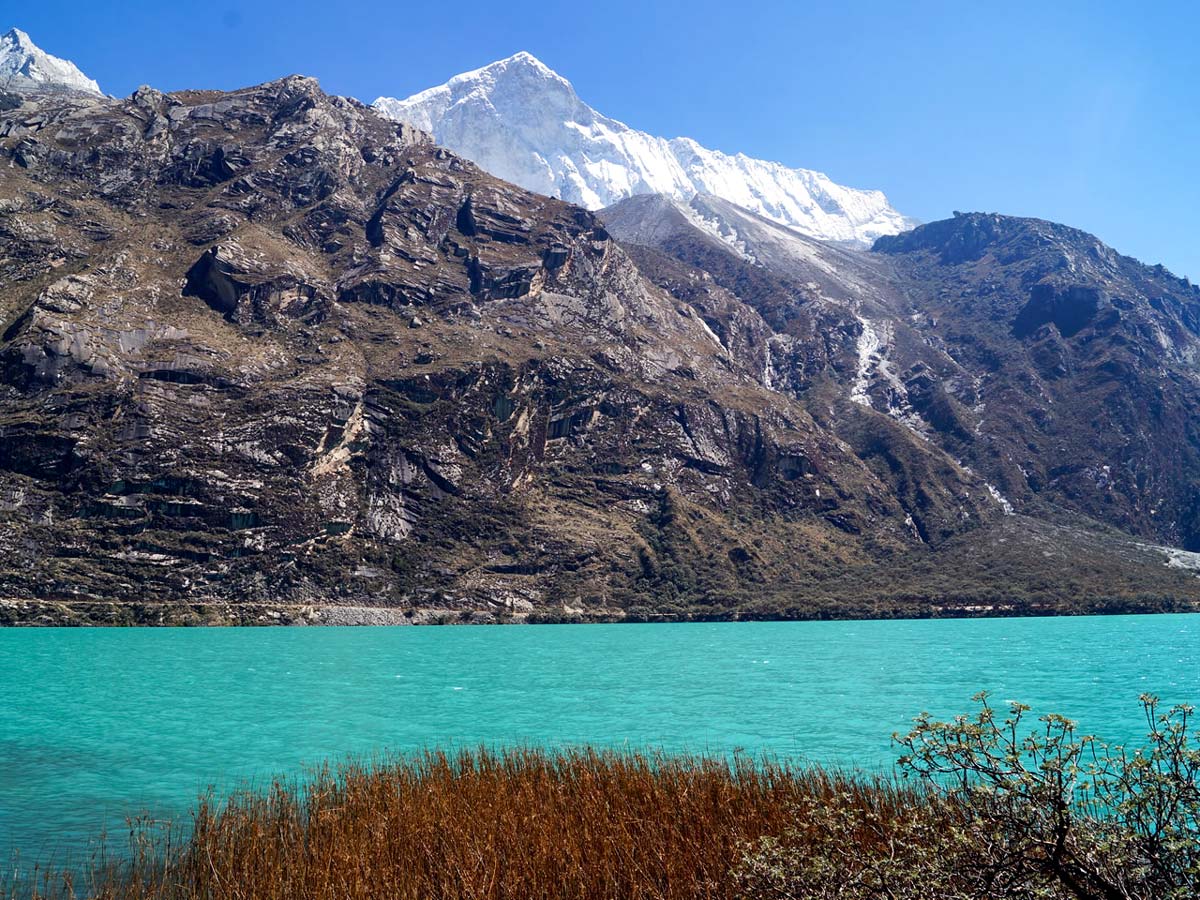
[373,52,915,246]
[2,31,1200,624]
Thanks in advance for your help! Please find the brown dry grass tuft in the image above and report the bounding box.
[4,747,922,900]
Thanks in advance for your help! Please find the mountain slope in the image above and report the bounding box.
[373,53,913,246]
[0,28,101,95]
[0,78,949,623]
[603,195,1200,556]
[0,81,1196,625]
[875,214,1200,551]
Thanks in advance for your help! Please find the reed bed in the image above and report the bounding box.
[4,747,926,900]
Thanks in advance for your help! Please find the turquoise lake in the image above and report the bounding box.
[2,615,1198,862]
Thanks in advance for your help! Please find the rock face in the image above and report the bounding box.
[0,80,1198,625]
[606,196,1200,557]
[373,53,914,246]
[874,214,1200,552]
[0,28,102,96]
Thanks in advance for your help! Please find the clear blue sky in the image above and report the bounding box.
[15,0,1200,279]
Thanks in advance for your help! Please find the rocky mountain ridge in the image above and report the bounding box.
[603,194,1200,551]
[373,53,914,246]
[0,73,1198,624]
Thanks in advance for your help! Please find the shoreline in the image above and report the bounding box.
[2,596,1197,626]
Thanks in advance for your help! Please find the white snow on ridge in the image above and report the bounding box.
[374,52,914,246]
[674,198,755,261]
[0,28,102,96]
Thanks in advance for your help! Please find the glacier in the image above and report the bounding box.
[374,51,914,246]
[0,28,102,95]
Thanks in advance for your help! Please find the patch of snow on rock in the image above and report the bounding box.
[850,317,883,407]
[986,483,1015,515]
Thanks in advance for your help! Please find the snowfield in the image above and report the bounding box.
[374,52,915,246]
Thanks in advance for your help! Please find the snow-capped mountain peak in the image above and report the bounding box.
[0,27,103,96]
[373,53,914,245]
[375,51,580,134]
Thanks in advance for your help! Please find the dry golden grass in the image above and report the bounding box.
[5,748,924,900]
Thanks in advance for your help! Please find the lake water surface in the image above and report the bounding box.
[2,615,1198,861]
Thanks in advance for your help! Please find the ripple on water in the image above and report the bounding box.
[0,615,1196,861]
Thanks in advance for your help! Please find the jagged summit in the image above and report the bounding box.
[374,51,576,134]
[874,211,1112,259]
[875,211,1198,294]
[461,50,567,85]
[373,54,914,246]
[0,27,102,95]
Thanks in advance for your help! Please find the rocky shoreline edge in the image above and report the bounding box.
[2,596,1196,626]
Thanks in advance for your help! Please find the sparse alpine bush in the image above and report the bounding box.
[893,693,1200,900]
[733,791,1031,899]
[736,695,1199,900]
